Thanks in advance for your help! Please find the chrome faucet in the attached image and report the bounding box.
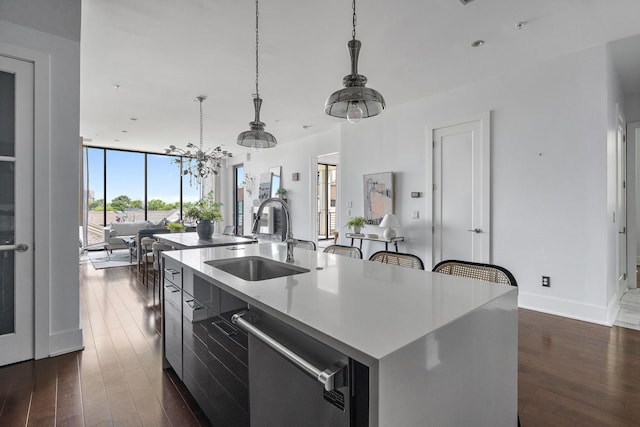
[252,197,295,262]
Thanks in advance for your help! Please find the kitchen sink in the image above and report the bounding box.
[205,256,310,281]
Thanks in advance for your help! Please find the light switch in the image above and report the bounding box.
[347,201,353,208]
[412,210,419,219]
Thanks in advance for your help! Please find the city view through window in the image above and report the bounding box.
[83,147,201,245]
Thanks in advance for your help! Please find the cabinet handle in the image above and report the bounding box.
[212,319,237,337]
[164,268,180,278]
[232,311,346,392]
[184,299,203,310]
[164,284,180,293]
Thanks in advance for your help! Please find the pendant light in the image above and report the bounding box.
[237,0,277,149]
[165,96,233,189]
[325,0,385,123]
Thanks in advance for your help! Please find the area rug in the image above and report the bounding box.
[614,288,640,331]
[87,249,136,269]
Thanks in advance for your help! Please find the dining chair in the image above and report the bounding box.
[368,251,424,270]
[323,244,362,259]
[151,242,174,299]
[140,237,156,283]
[293,239,316,251]
[432,259,517,287]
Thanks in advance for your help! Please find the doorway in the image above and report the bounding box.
[616,108,628,296]
[0,55,35,366]
[234,164,245,236]
[431,113,490,265]
[317,162,337,241]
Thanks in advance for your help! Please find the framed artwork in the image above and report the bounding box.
[363,172,394,225]
[258,172,271,200]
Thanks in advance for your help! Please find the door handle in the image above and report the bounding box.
[467,228,482,233]
[0,243,29,252]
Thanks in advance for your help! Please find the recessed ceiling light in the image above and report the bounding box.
[302,125,312,129]
[113,84,121,90]
[471,40,485,48]
[114,139,120,142]
[515,21,526,30]
[121,130,128,133]
[129,117,138,121]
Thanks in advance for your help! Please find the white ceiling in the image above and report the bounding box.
[80,0,640,155]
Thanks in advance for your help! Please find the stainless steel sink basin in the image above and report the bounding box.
[205,256,310,281]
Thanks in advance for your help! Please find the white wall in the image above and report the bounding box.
[220,128,340,242]
[339,45,613,324]
[625,92,640,123]
[0,0,83,357]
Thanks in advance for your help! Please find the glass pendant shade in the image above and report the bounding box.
[325,39,385,120]
[237,96,277,149]
[237,0,277,149]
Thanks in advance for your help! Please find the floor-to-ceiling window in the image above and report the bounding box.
[85,147,105,245]
[234,165,244,236]
[83,147,200,245]
[106,150,145,223]
[147,154,181,223]
[317,163,337,240]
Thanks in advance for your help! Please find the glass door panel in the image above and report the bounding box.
[0,56,34,366]
[0,70,15,335]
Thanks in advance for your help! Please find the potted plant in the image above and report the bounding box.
[346,216,367,235]
[185,192,223,240]
[276,187,287,199]
[166,222,186,233]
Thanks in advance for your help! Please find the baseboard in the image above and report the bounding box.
[607,293,621,325]
[48,328,84,357]
[518,292,612,326]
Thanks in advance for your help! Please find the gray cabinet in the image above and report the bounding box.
[162,257,183,378]
[167,266,248,426]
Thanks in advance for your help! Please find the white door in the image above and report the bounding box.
[432,116,490,264]
[0,55,34,366]
[617,111,628,295]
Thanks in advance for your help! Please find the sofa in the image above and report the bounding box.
[103,220,167,252]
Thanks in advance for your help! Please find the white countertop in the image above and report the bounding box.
[164,243,516,363]
[154,232,255,248]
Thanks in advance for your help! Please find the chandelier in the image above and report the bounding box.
[325,0,385,123]
[165,96,233,188]
[237,0,277,149]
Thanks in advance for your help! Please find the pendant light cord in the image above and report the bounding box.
[255,0,260,98]
[352,0,357,40]
[199,97,204,150]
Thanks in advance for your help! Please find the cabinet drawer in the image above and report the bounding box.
[163,282,181,309]
[164,301,182,378]
[188,274,246,315]
[163,256,182,287]
[183,292,213,323]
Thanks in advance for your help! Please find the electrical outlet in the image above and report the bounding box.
[412,210,419,219]
[542,276,550,287]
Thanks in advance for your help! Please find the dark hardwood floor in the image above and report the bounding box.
[0,263,209,427]
[1,263,640,426]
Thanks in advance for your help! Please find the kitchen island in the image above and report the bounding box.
[162,243,517,426]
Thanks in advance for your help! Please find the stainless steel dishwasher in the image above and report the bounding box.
[232,310,369,427]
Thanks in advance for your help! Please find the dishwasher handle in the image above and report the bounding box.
[232,311,346,392]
